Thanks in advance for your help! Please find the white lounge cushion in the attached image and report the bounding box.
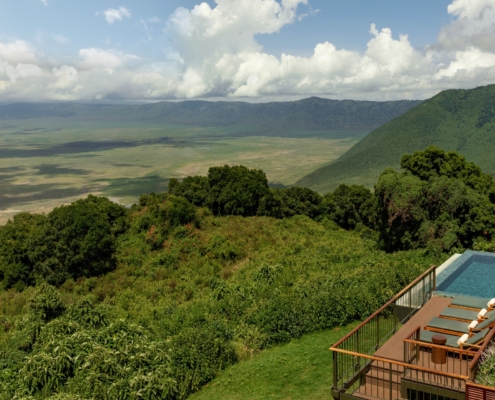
[488,298,495,307]
[468,320,478,329]
[478,308,488,319]
[457,334,469,346]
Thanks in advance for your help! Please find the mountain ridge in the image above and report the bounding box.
[297,84,495,191]
[0,97,422,138]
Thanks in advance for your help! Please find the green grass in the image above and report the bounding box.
[297,84,495,192]
[189,322,359,400]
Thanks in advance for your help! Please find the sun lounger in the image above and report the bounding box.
[450,295,495,311]
[440,307,479,322]
[420,328,490,350]
[475,314,495,330]
[440,307,495,322]
[425,316,478,336]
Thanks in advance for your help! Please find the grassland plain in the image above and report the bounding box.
[298,84,495,192]
[189,323,359,400]
[0,118,357,223]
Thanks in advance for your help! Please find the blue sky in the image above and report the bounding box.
[0,0,494,102]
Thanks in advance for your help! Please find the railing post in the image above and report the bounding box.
[409,288,412,317]
[389,363,393,400]
[422,277,425,305]
[333,351,338,388]
[356,329,360,356]
[376,316,380,350]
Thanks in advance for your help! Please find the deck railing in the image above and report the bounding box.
[331,348,468,400]
[469,323,495,380]
[403,326,476,378]
[331,265,437,393]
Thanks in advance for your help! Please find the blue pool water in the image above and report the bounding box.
[436,251,495,298]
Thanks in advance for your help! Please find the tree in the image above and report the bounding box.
[375,161,495,252]
[206,165,271,216]
[28,196,127,285]
[324,184,376,229]
[401,146,495,199]
[259,187,324,219]
[0,213,47,290]
[169,176,209,207]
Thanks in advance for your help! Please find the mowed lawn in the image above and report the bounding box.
[189,322,359,400]
[0,119,357,223]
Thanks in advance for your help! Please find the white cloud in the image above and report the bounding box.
[99,7,131,24]
[298,6,320,21]
[0,63,42,83]
[2,0,495,102]
[77,48,139,70]
[0,40,38,64]
[438,0,495,52]
[40,0,48,6]
[52,34,69,44]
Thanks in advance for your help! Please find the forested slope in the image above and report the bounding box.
[298,84,495,191]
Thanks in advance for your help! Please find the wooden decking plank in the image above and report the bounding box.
[374,296,453,361]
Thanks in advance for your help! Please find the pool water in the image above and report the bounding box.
[436,251,495,298]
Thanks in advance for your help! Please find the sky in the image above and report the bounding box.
[1,0,495,103]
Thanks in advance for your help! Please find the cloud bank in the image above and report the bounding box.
[2,0,495,102]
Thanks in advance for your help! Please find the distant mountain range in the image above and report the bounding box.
[297,84,495,192]
[0,97,421,139]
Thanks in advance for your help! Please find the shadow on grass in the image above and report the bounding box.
[34,164,90,175]
[0,182,101,209]
[101,175,170,198]
[0,137,176,158]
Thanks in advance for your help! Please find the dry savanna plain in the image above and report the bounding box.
[0,119,357,223]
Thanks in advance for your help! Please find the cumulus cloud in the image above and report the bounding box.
[0,40,39,65]
[438,0,495,52]
[99,7,131,24]
[77,48,140,70]
[159,0,495,100]
[2,0,495,102]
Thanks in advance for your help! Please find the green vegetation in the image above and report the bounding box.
[189,323,359,400]
[2,147,495,399]
[298,84,495,192]
[0,161,445,398]
[375,146,495,252]
[0,196,127,289]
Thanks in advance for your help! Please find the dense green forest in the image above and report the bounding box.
[1,147,495,399]
[0,97,420,138]
[298,84,495,191]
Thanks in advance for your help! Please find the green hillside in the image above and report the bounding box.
[0,97,420,138]
[297,84,495,192]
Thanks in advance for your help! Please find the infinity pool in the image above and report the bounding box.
[436,251,495,298]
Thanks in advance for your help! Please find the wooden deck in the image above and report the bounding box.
[374,296,453,361]
[351,296,472,400]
